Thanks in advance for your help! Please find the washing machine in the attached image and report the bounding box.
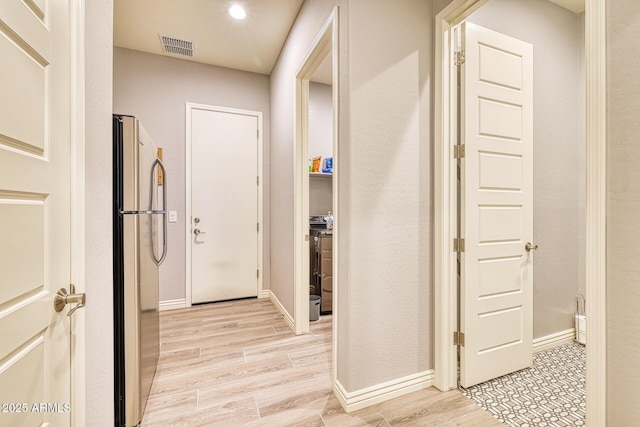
[309,216,333,314]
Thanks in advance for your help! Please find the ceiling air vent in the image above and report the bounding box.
[159,34,195,58]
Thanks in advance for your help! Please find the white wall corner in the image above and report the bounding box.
[159,299,187,311]
[268,290,295,333]
[533,328,577,353]
[334,371,434,413]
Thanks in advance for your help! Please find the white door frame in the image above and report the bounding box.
[433,0,606,425]
[293,7,340,390]
[184,103,264,307]
[293,8,339,336]
[71,0,86,425]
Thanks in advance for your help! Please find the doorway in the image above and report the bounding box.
[293,8,339,337]
[308,74,334,318]
[455,20,534,388]
[434,0,606,424]
[185,103,264,305]
[293,7,340,389]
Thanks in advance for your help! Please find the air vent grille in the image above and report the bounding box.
[159,34,195,58]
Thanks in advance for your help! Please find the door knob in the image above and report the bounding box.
[194,228,205,235]
[525,242,538,252]
[54,284,86,316]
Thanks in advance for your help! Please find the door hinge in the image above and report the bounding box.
[257,222,259,232]
[454,50,465,66]
[453,238,465,252]
[257,269,260,279]
[257,129,260,139]
[453,145,465,159]
[453,331,465,347]
[257,176,259,186]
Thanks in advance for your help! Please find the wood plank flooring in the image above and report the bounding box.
[141,298,500,426]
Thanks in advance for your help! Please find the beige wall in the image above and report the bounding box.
[309,82,334,161]
[309,82,333,215]
[113,48,271,301]
[340,0,432,391]
[606,1,640,423]
[467,0,585,338]
[85,0,114,424]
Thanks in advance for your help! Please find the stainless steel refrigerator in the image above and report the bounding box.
[113,115,167,426]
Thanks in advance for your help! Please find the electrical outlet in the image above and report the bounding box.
[169,211,177,223]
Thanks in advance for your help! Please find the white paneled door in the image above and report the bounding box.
[189,106,260,304]
[459,22,534,388]
[0,0,75,425]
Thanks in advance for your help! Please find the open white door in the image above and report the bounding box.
[0,0,77,425]
[459,22,534,388]
[188,104,261,304]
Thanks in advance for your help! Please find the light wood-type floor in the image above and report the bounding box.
[141,298,501,426]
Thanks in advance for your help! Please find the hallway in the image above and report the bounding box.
[141,298,499,426]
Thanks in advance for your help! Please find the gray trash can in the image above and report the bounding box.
[309,295,321,321]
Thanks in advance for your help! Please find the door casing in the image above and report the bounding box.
[0,0,86,425]
[71,0,87,425]
[433,0,606,425]
[293,5,339,388]
[184,102,264,307]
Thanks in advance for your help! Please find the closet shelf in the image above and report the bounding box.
[309,172,332,178]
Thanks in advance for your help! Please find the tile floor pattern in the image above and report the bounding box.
[462,343,586,427]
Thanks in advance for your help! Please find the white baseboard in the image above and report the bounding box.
[260,289,270,299]
[265,290,295,333]
[533,328,576,353]
[159,298,187,311]
[334,370,434,413]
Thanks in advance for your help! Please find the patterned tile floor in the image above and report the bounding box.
[462,343,586,427]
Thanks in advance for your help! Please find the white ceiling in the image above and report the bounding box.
[549,0,585,13]
[114,0,582,82]
[114,0,304,75]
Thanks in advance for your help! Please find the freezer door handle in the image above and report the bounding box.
[120,209,166,215]
[151,158,168,266]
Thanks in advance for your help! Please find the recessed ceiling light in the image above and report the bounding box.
[228,5,247,20]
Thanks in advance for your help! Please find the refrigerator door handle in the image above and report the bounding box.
[120,209,166,215]
[150,158,168,266]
